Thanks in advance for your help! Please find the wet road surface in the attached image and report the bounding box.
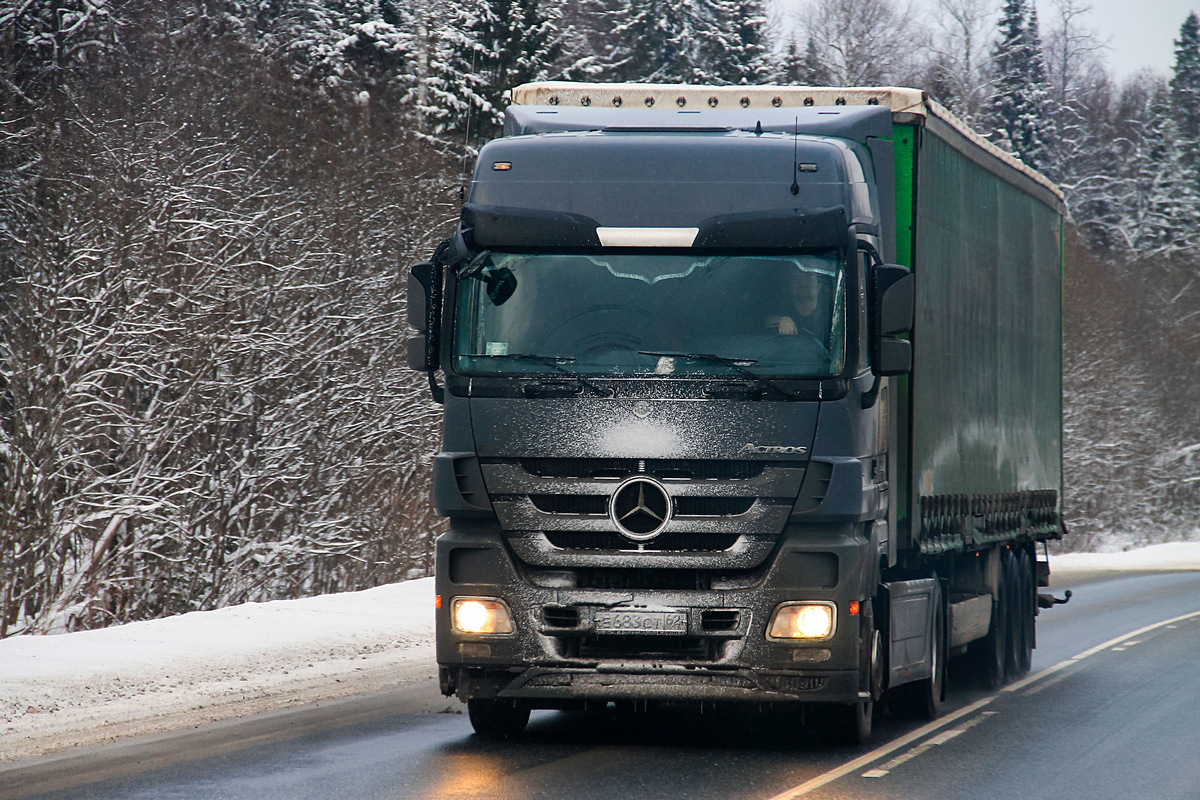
[4,571,1200,800]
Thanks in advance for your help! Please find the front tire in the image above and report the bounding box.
[831,603,882,745]
[467,699,530,739]
[829,698,873,745]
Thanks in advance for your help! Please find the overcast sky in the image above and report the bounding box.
[775,1,1199,81]
[1079,0,1197,77]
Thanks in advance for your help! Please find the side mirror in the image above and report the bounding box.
[406,261,441,372]
[870,264,913,376]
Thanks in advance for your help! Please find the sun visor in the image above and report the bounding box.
[465,204,602,248]
[694,206,848,250]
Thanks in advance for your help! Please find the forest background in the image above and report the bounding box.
[2,0,1199,637]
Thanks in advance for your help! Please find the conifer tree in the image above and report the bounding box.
[601,0,771,84]
[703,0,773,84]
[799,37,831,85]
[780,36,805,83]
[779,36,830,85]
[433,0,562,143]
[986,0,1053,173]
[1169,12,1200,151]
[603,0,699,82]
[1129,86,1200,254]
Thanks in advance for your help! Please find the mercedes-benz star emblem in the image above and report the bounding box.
[610,477,672,541]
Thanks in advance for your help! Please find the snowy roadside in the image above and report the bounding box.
[1048,541,1200,574]
[0,578,436,763]
[4,543,1200,764]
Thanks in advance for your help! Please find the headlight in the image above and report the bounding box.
[767,602,836,641]
[451,597,514,635]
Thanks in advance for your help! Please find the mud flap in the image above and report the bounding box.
[882,577,939,689]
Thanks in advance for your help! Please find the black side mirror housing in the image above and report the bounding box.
[406,261,441,373]
[870,263,914,376]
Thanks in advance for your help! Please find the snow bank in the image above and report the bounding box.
[3,544,1199,764]
[0,578,436,763]
[1051,542,1200,573]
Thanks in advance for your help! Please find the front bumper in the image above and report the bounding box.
[442,663,863,705]
[435,520,874,708]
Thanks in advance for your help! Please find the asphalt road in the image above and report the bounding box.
[5,570,1200,800]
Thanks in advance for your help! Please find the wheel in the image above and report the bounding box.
[824,601,880,745]
[829,698,873,745]
[1014,549,1035,677]
[974,549,1009,689]
[467,699,530,739]
[1003,549,1025,680]
[905,581,945,720]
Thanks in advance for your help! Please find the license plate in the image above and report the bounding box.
[594,610,687,634]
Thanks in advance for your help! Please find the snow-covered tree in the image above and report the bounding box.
[703,0,774,84]
[0,0,120,107]
[1169,12,1200,153]
[598,0,771,84]
[432,0,562,143]
[921,0,997,125]
[779,35,830,85]
[985,0,1054,172]
[251,0,416,100]
[795,0,917,86]
[1132,90,1200,254]
[1,3,453,636]
[602,0,702,82]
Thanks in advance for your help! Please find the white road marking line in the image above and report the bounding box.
[766,607,1200,799]
[860,709,995,779]
[1022,670,1072,697]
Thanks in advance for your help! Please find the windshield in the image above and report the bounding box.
[453,252,846,378]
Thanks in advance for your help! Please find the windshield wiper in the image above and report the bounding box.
[637,350,802,400]
[483,353,614,398]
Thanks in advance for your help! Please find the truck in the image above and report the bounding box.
[406,83,1068,744]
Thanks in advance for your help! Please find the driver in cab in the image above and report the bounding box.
[767,269,825,338]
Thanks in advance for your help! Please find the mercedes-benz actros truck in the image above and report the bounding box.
[406,83,1067,743]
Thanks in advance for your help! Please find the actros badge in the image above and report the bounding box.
[609,477,672,541]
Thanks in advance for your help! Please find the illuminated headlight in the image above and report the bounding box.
[767,602,836,641]
[451,597,514,635]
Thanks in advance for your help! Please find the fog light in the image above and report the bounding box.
[768,602,836,640]
[451,597,514,634]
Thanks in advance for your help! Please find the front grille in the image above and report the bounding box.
[675,497,755,516]
[518,458,776,481]
[529,494,754,518]
[576,568,712,591]
[575,635,719,661]
[529,495,608,515]
[544,531,740,552]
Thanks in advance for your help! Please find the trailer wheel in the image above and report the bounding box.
[1013,549,1035,677]
[467,699,530,739]
[1003,549,1028,680]
[975,550,1010,689]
